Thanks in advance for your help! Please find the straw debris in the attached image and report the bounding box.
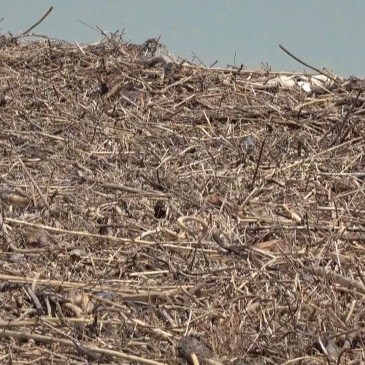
[0,28,365,365]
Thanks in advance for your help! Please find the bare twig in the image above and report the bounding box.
[279,44,340,84]
[18,6,53,37]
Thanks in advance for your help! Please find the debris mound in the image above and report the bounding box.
[0,29,365,365]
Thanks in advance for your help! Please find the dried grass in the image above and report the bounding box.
[0,29,365,365]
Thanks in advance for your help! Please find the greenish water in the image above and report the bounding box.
[1,0,364,77]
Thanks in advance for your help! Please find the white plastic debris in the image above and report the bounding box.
[266,74,335,93]
[244,135,254,149]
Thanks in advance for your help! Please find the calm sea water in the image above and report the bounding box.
[1,0,364,77]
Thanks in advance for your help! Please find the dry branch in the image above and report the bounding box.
[17,6,53,37]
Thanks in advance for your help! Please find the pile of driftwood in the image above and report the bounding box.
[1,8,365,365]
